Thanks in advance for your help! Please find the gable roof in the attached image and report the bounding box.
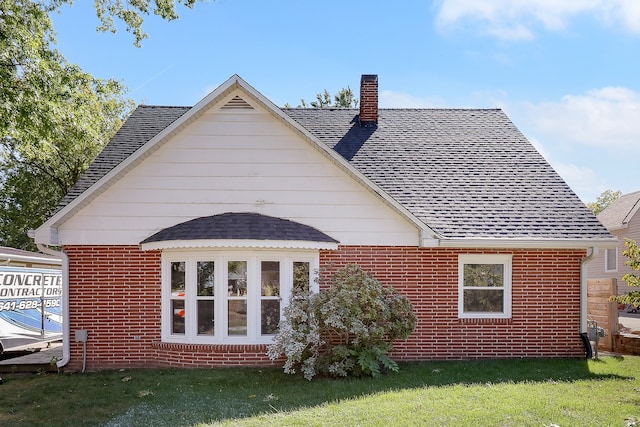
[286,108,611,244]
[598,191,640,230]
[40,75,435,247]
[37,75,614,248]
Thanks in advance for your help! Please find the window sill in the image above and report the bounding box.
[152,341,270,352]
[457,318,512,325]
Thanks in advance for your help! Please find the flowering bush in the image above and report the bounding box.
[268,264,416,380]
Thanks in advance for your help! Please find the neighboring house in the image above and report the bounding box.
[33,74,616,371]
[588,190,640,296]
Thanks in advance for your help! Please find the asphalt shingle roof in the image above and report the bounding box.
[285,108,609,240]
[57,104,611,241]
[598,191,640,229]
[141,212,339,244]
[57,106,190,210]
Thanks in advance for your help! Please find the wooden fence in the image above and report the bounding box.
[587,278,618,351]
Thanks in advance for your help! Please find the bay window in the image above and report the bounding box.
[162,250,317,344]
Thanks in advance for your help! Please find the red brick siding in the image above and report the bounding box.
[320,246,587,360]
[63,245,586,371]
[65,246,162,370]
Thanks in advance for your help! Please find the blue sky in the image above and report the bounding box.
[51,0,640,203]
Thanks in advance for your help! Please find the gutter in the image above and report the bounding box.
[581,247,598,334]
[35,242,70,369]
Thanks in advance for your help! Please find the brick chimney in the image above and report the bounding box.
[359,74,378,124]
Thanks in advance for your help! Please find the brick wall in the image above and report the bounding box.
[63,245,587,371]
[65,246,162,370]
[320,246,587,360]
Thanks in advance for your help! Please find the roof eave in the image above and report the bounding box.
[437,237,619,250]
[140,239,339,251]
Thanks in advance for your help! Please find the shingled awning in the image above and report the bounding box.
[140,212,339,251]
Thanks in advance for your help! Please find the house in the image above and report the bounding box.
[33,74,616,371]
[588,190,640,297]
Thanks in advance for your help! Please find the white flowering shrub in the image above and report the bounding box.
[268,264,416,380]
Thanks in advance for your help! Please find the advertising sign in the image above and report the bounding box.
[0,266,62,352]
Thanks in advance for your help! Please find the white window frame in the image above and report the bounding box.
[605,247,618,273]
[161,249,318,345]
[458,254,512,319]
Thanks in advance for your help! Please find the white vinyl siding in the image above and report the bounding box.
[57,92,418,246]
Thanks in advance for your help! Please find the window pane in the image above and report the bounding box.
[228,261,247,296]
[261,300,280,335]
[261,261,280,296]
[228,300,247,336]
[197,300,214,335]
[293,262,310,292]
[197,261,215,296]
[463,289,504,312]
[464,264,504,287]
[605,249,617,271]
[171,299,185,334]
[171,261,185,294]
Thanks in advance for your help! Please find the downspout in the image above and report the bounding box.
[36,243,70,370]
[581,247,598,334]
[579,247,598,359]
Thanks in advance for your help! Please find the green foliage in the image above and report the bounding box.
[587,189,621,215]
[291,86,358,109]
[333,86,358,108]
[268,264,416,380]
[610,239,640,307]
[90,0,200,47]
[0,0,134,249]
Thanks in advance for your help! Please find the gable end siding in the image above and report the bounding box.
[57,104,418,247]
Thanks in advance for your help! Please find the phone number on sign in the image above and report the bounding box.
[0,299,61,312]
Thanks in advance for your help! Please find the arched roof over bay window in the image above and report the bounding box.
[140,212,339,251]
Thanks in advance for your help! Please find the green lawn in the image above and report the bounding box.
[1,357,639,426]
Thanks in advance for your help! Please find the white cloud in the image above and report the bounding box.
[434,0,640,39]
[525,86,640,149]
[527,137,606,203]
[505,88,640,202]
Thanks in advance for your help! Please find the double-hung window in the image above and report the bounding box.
[163,250,317,344]
[458,254,512,319]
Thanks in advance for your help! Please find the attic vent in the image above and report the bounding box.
[221,95,254,110]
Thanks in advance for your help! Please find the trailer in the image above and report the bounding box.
[0,266,62,352]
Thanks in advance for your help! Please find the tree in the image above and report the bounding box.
[610,239,640,308]
[90,0,200,47]
[0,0,134,249]
[286,87,359,109]
[587,189,621,216]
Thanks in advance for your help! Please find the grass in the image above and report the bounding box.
[1,357,639,426]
